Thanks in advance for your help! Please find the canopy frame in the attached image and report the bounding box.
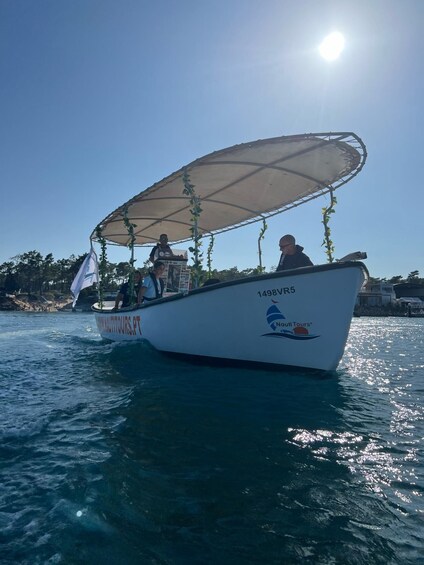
[91,132,367,248]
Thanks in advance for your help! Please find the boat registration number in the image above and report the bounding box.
[257,286,295,298]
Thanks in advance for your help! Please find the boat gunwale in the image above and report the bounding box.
[92,260,368,314]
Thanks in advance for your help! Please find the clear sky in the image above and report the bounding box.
[1,0,422,279]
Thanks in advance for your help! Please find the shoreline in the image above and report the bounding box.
[0,294,73,312]
[1,294,421,318]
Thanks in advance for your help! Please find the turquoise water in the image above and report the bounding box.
[1,312,423,564]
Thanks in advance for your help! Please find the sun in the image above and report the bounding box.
[319,32,345,61]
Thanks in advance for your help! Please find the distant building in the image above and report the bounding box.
[393,282,424,301]
[357,281,396,307]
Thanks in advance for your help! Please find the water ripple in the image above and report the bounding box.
[1,313,423,563]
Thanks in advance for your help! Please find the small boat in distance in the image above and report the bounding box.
[90,132,368,371]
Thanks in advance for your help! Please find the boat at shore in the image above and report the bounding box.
[89,132,368,371]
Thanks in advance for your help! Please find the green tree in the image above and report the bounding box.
[54,258,73,293]
[407,270,419,281]
[0,261,16,288]
[4,270,19,293]
[40,253,55,293]
[14,251,44,295]
[115,261,132,284]
[2,248,423,300]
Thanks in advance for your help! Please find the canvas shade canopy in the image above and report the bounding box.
[91,132,366,247]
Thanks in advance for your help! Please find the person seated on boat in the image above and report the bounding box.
[114,271,143,309]
[138,261,166,303]
[149,234,174,262]
[276,234,313,271]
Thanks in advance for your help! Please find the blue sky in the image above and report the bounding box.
[1,0,422,279]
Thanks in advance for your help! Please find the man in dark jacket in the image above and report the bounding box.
[276,234,313,271]
[114,271,143,309]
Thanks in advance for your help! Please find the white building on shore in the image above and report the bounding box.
[357,281,396,307]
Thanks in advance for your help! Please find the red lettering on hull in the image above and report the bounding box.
[97,314,142,337]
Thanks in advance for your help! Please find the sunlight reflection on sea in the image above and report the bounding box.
[287,318,424,550]
[0,313,423,563]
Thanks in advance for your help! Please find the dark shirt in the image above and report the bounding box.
[149,244,173,262]
[276,245,313,271]
[118,281,141,307]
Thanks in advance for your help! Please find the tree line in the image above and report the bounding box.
[0,250,132,297]
[0,250,422,298]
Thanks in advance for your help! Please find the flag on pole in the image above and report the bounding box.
[70,248,99,308]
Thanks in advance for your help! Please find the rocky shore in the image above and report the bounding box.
[0,294,73,312]
[0,294,419,317]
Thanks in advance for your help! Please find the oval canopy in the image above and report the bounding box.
[91,132,366,247]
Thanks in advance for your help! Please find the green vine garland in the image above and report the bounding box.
[123,207,137,306]
[183,168,203,288]
[206,234,215,278]
[95,225,108,307]
[321,190,337,263]
[257,218,268,273]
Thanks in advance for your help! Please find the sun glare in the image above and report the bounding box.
[319,32,345,61]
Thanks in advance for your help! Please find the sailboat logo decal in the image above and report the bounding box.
[262,303,319,340]
[267,304,286,330]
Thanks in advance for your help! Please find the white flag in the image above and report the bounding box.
[70,248,99,308]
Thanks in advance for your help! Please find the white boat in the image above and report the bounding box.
[91,132,368,371]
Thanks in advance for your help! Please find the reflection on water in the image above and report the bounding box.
[0,314,423,563]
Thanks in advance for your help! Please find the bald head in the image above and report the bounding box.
[279,234,296,255]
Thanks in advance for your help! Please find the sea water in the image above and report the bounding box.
[0,312,423,564]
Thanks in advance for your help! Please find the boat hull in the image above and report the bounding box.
[93,262,367,371]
